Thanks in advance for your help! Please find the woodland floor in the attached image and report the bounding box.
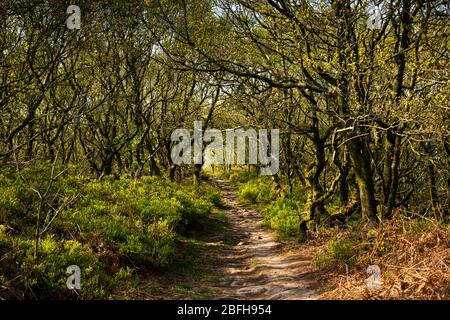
[112,178,324,300]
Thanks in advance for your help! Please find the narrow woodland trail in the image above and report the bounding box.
[208,179,319,300]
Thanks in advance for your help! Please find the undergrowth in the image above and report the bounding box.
[0,163,220,299]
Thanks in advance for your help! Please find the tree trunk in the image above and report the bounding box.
[347,138,378,220]
[385,135,401,218]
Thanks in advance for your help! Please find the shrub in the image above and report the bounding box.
[264,198,303,237]
[119,221,177,267]
[236,178,309,238]
[406,219,432,236]
[227,170,258,183]
[0,164,221,299]
[0,224,8,248]
[19,236,107,299]
[172,189,211,224]
[197,184,223,207]
[238,178,277,204]
[134,197,183,226]
[313,238,357,270]
[0,174,36,229]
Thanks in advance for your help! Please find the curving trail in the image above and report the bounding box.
[209,179,318,300]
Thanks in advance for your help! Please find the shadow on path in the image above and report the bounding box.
[209,178,319,300]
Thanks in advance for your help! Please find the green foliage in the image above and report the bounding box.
[236,177,309,238]
[237,178,277,204]
[120,221,176,267]
[197,184,223,207]
[227,170,258,183]
[0,224,11,254]
[406,219,432,236]
[0,174,36,228]
[0,163,82,232]
[264,198,302,237]
[312,221,397,271]
[19,237,106,299]
[313,238,357,269]
[134,196,184,226]
[0,164,220,299]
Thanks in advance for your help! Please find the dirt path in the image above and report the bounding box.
[113,178,321,300]
[209,179,319,300]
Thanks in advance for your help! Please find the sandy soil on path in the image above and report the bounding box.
[209,179,319,300]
